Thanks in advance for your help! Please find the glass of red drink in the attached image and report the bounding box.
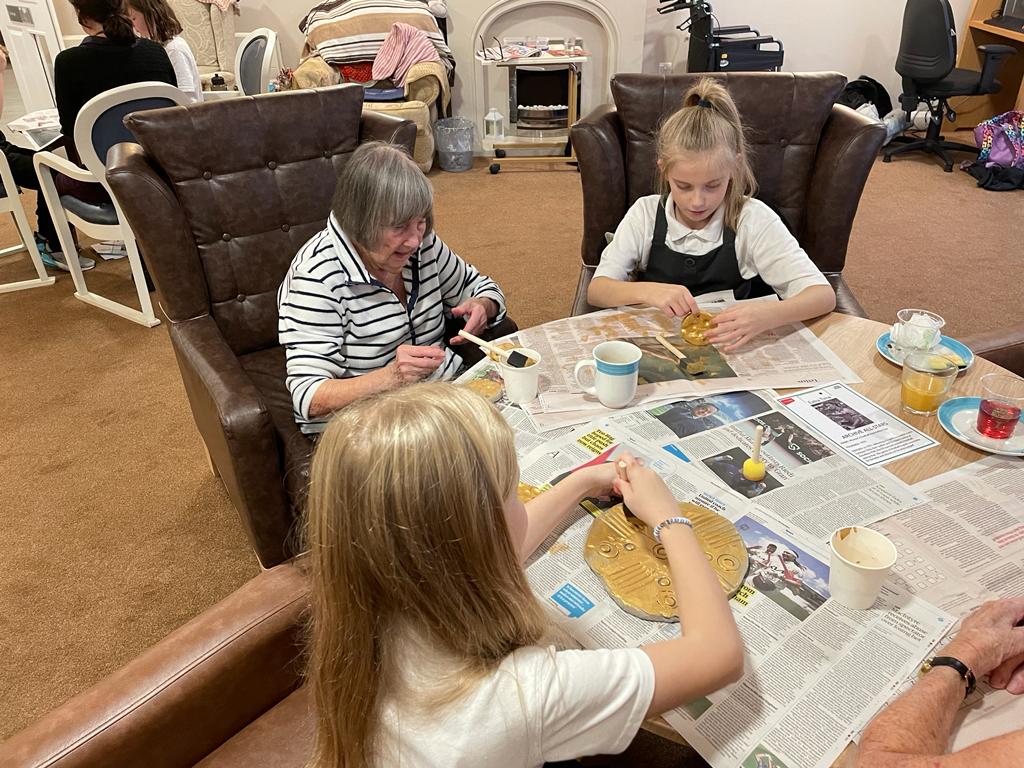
[976,374,1024,440]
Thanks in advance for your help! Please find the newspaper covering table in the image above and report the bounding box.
[868,456,1024,752]
[458,300,861,432]
[516,410,949,768]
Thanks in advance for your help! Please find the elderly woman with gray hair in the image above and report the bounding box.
[278,142,508,435]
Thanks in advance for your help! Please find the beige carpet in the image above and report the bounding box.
[0,154,1021,741]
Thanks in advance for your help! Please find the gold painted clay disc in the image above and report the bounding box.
[584,502,748,622]
[681,311,716,346]
[518,482,544,504]
[463,378,503,402]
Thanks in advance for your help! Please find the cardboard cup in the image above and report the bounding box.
[828,526,897,610]
[498,347,541,404]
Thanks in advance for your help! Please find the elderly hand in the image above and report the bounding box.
[641,283,700,318]
[448,297,496,344]
[943,598,1024,686]
[703,302,777,352]
[387,344,446,387]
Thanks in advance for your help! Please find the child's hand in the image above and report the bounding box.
[641,283,701,318]
[615,460,679,529]
[704,302,777,351]
[570,459,624,499]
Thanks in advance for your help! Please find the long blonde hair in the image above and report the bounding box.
[304,382,548,768]
[657,77,757,229]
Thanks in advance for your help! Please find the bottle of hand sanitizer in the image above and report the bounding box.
[484,108,505,141]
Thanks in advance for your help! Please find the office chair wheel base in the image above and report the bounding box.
[489,163,501,174]
[495,149,506,158]
[883,154,892,163]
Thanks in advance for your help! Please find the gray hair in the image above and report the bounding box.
[331,141,434,252]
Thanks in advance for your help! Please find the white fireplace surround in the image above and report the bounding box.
[447,0,646,149]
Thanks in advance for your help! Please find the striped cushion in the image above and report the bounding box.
[299,0,452,69]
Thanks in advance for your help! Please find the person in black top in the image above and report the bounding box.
[41,0,175,271]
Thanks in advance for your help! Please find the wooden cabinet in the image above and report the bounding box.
[951,0,1024,129]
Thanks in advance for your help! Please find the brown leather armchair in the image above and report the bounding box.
[0,563,311,768]
[105,86,416,569]
[960,324,1024,377]
[569,72,886,318]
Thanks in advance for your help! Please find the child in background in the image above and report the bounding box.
[305,382,744,768]
[587,77,836,351]
[127,0,203,103]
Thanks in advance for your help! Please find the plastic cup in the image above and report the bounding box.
[498,347,541,404]
[828,527,897,610]
[977,373,1024,440]
[901,351,957,416]
[892,308,945,354]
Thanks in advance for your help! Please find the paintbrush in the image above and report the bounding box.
[457,329,534,368]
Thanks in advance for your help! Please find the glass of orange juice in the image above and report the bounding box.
[901,352,958,416]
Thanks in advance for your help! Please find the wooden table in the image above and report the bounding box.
[640,310,1012,756]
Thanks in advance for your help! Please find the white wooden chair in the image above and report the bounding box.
[33,82,190,326]
[234,27,278,96]
[0,151,55,294]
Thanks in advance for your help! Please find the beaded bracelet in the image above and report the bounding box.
[652,516,693,543]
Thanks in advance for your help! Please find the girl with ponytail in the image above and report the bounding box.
[42,0,175,272]
[588,77,836,351]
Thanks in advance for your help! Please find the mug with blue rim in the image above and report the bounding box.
[573,341,642,409]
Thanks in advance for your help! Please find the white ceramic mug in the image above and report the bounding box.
[828,526,898,610]
[498,347,542,404]
[573,341,642,409]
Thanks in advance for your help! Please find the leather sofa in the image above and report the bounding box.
[105,86,415,569]
[569,72,886,317]
[0,563,311,768]
[961,324,1024,377]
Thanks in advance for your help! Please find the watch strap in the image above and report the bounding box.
[922,655,976,697]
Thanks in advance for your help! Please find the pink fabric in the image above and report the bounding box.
[372,22,439,85]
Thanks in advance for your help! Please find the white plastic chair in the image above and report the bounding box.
[33,82,190,326]
[0,151,55,294]
[234,27,278,96]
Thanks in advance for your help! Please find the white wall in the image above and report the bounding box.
[643,0,973,110]
[53,0,975,113]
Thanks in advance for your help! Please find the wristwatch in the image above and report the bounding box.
[919,656,976,697]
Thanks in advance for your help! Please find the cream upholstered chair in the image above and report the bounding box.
[33,82,191,326]
[168,0,238,91]
[0,152,55,294]
[291,58,449,172]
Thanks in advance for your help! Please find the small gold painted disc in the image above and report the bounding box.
[518,482,544,503]
[463,378,503,402]
[584,502,748,622]
[681,311,716,346]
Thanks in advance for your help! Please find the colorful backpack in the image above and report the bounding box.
[974,110,1024,169]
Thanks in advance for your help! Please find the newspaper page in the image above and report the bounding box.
[520,426,950,768]
[779,382,939,468]
[639,406,922,545]
[504,303,860,419]
[867,456,1024,751]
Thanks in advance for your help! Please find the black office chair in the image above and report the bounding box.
[884,0,1015,171]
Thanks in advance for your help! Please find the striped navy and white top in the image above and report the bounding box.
[277,214,506,434]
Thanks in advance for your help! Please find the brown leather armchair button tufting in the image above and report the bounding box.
[105,86,414,568]
[569,72,885,318]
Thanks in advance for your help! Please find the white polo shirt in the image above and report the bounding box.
[593,195,830,300]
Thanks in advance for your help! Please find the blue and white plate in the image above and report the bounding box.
[876,331,974,371]
[938,397,1024,457]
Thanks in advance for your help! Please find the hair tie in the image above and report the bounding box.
[696,98,713,109]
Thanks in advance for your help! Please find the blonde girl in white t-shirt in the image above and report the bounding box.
[305,382,743,768]
[588,77,835,351]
